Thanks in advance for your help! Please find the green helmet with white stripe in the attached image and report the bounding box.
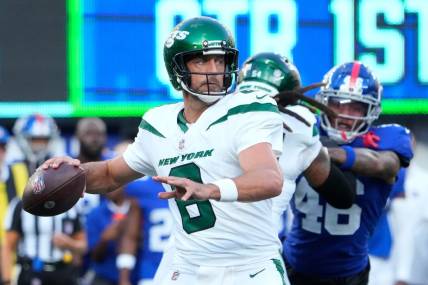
[163,16,239,103]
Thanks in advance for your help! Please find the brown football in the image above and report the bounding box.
[22,164,86,216]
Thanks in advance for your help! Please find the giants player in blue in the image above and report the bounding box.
[125,177,173,285]
[284,62,413,285]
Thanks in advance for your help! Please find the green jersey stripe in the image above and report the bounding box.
[207,102,278,130]
[139,119,165,138]
[177,109,189,133]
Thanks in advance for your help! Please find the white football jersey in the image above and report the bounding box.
[124,90,283,266]
[272,105,322,228]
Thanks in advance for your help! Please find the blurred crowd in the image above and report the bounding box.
[0,114,172,285]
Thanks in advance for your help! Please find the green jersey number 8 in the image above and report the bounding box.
[169,163,216,234]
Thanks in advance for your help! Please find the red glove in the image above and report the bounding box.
[361,131,380,148]
[113,212,126,221]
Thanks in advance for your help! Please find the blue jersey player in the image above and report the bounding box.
[125,176,173,285]
[284,62,413,285]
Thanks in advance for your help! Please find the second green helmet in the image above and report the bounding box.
[239,52,301,95]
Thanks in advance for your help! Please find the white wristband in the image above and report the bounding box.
[211,178,238,202]
[116,253,136,270]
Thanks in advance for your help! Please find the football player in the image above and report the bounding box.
[123,176,172,285]
[283,62,414,285]
[152,52,358,285]
[115,140,173,285]
[238,53,356,234]
[42,17,287,285]
[1,113,62,202]
[12,113,61,172]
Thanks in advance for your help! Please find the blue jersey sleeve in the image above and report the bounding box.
[390,168,406,198]
[85,203,108,250]
[350,124,413,167]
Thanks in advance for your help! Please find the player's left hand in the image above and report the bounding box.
[154,176,217,201]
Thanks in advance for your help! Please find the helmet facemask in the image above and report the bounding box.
[15,134,56,165]
[318,90,381,144]
[172,47,238,104]
[13,114,59,165]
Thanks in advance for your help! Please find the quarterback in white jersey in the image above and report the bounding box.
[124,88,283,267]
[150,100,315,285]
[152,53,356,285]
[42,18,287,285]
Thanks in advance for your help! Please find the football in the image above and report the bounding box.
[22,164,86,216]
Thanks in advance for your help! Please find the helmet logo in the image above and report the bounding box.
[165,31,189,48]
[340,76,363,94]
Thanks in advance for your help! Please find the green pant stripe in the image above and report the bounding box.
[271,258,286,285]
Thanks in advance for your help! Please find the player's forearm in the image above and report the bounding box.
[328,147,400,183]
[68,232,88,255]
[117,206,139,285]
[118,269,132,285]
[1,232,19,283]
[304,147,330,187]
[233,168,283,202]
[83,156,143,194]
[82,161,122,194]
[118,201,140,255]
[1,245,14,282]
[305,148,355,209]
[90,239,109,261]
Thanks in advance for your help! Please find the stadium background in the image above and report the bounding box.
[1,1,428,284]
[0,0,427,174]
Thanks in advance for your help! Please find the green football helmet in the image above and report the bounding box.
[164,16,239,103]
[239,52,301,96]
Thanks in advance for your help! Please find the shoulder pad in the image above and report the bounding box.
[282,105,318,137]
[142,103,182,123]
[139,103,183,138]
[350,124,413,166]
[228,89,278,110]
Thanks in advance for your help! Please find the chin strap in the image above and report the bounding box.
[180,81,224,104]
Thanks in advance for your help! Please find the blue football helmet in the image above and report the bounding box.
[13,113,59,163]
[0,126,10,145]
[317,61,382,144]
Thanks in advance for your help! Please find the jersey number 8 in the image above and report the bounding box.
[169,163,217,234]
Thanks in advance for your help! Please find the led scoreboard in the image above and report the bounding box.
[0,0,427,117]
